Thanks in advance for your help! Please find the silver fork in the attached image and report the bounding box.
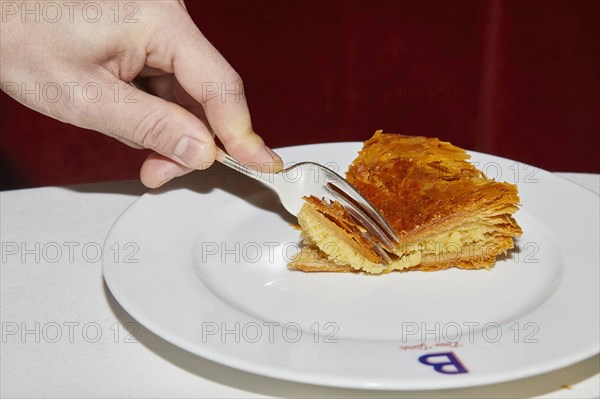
[215,148,399,263]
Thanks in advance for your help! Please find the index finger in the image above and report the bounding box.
[170,28,283,173]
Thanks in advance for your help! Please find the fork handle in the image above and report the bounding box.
[215,147,275,187]
[215,147,252,175]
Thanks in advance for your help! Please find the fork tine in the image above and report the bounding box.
[325,186,394,265]
[325,182,399,250]
[356,229,393,264]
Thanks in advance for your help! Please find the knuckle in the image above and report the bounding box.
[133,110,174,152]
[223,67,244,87]
[221,126,259,148]
[200,67,245,107]
[223,67,244,95]
[46,100,68,123]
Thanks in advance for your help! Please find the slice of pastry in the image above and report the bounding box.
[289,131,522,274]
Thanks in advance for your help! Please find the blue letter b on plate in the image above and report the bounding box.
[418,352,468,374]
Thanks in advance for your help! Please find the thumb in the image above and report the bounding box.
[76,79,217,170]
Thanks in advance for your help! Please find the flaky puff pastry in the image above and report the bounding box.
[289,131,522,274]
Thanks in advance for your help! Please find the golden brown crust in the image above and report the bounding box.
[346,132,522,243]
[290,131,523,273]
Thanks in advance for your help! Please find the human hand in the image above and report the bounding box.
[0,0,283,187]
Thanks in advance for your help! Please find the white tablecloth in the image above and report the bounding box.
[1,173,598,398]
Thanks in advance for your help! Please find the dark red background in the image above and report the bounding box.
[1,0,599,190]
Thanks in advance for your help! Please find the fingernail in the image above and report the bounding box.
[154,172,175,188]
[262,146,283,172]
[174,137,207,169]
[144,163,176,189]
[265,146,282,161]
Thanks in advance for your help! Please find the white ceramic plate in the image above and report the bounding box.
[102,143,599,390]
